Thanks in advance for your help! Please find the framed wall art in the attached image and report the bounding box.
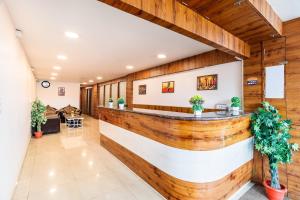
[58,87,65,96]
[162,81,175,93]
[138,85,147,95]
[197,74,218,90]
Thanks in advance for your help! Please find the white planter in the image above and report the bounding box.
[108,102,113,108]
[194,110,202,117]
[119,104,125,110]
[231,107,240,116]
[232,107,240,111]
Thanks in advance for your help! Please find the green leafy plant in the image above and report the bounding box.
[189,95,204,112]
[108,98,113,103]
[31,99,47,132]
[251,102,298,189]
[117,97,125,105]
[231,97,241,107]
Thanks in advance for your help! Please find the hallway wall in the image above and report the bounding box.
[0,2,36,200]
[36,81,80,109]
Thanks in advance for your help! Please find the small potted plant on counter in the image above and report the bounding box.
[117,97,125,110]
[108,98,113,108]
[31,99,47,138]
[231,96,241,116]
[251,102,298,200]
[189,95,204,117]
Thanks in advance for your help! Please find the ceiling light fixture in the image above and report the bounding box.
[53,66,61,70]
[51,72,58,76]
[97,76,103,80]
[64,31,79,39]
[81,82,87,85]
[89,80,94,83]
[157,54,167,59]
[57,55,68,60]
[126,65,134,70]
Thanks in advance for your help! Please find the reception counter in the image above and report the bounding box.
[98,106,254,200]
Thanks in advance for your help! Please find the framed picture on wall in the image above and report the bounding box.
[138,85,147,95]
[58,87,65,96]
[197,74,218,90]
[162,81,175,93]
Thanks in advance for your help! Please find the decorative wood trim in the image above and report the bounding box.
[100,134,253,200]
[98,0,250,58]
[133,104,221,113]
[99,107,252,151]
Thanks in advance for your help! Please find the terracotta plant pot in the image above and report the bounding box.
[264,180,287,200]
[34,131,43,139]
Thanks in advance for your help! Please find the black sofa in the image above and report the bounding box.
[32,115,60,135]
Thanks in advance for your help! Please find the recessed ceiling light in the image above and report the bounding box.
[53,66,61,70]
[126,65,134,70]
[157,54,167,59]
[97,76,103,80]
[81,82,87,85]
[50,77,56,80]
[57,55,67,60]
[51,72,58,76]
[89,80,94,83]
[64,31,79,39]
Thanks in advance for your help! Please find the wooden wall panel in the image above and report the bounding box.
[91,84,99,119]
[133,50,236,80]
[126,74,134,108]
[99,0,250,58]
[243,43,263,112]
[245,18,300,199]
[100,134,253,200]
[80,87,87,114]
[284,18,300,200]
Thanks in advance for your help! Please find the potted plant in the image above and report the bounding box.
[189,95,204,117]
[231,97,241,116]
[117,97,125,110]
[108,98,113,108]
[31,99,47,138]
[251,102,298,200]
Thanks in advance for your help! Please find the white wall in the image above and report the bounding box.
[36,81,80,109]
[133,61,242,108]
[0,2,36,200]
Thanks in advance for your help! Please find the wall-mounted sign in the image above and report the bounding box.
[197,74,218,90]
[247,77,258,85]
[162,81,175,93]
[138,85,146,95]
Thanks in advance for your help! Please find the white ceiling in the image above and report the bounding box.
[4,0,214,83]
[268,0,300,22]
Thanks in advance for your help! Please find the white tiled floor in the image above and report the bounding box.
[12,115,165,200]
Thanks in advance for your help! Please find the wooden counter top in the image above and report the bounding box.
[98,106,251,151]
[98,106,250,121]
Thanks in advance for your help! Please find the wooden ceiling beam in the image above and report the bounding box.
[181,0,282,44]
[247,0,282,36]
[98,0,250,58]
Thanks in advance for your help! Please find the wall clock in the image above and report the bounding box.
[41,81,50,88]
